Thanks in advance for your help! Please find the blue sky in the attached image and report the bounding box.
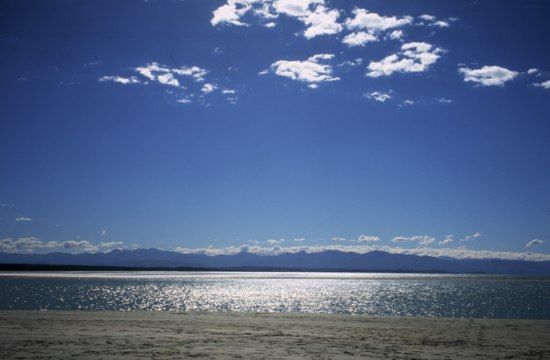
[1,0,549,260]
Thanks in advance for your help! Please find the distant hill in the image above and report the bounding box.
[0,249,549,275]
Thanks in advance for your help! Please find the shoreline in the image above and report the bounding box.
[1,311,549,359]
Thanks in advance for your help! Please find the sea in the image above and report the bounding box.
[1,271,549,319]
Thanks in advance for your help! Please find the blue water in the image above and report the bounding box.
[1,272,549,319]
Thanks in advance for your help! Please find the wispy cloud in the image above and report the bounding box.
[15,217,32,222]
[460,232,481,242]
[534,79,550,89]
[435,97,452,104]
[438,235,454,245]
[417,14,450,28]
[99,76,140,85]
[526,239,544,248]
[98,62,237,104]
[392,235,436,246]
[364,90,392,102]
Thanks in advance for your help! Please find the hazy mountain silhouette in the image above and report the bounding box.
[1,249,549,274]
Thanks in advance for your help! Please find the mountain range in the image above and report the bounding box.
[1,249,549,275]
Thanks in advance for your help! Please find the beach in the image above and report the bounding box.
[0,311,548,359]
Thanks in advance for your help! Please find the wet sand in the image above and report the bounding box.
[0,311,549,359]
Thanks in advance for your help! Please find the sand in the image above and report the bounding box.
[0,311,548,359]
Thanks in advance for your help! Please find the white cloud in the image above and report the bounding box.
[134,63,207,87]
[435,97,452,103]
[418,14,449,28]
[460,232,481,242]
[211,0,342,39]
[301,5,343,38]
[432,20,449,28]
[211,0,254,27]
[459,65,518,87]
[357,235,380,243]
[526,239,544,248]
[392,235,436,246]
[267,238,284,246]
[174,243,550,261]
[100,229,107,237]
[99,76,140,85]
[389,30,403,40]
[534,79,550,89]
[345,8,412,32]
[367,42,443,78]
[222,88,236,95]
[338,58,363,67]
[418,14,436,22]
[100,62,222,105]
[342,31,377,47]
[273,0,322,17]
[99,241,123,248]
[332,237,346,241]
[364,91,392,102]
[15,217,32,222]
[254,3,278,20]
[268,53,339,87]
[201,83,217,94]
[438,235,454,245]
[157,73,180,87]
[293,238,305,242]
[527,68,539,75]
[177,98,192,104]
[402,99,415,106]
[172,66,208,82]
[0,237,101,253]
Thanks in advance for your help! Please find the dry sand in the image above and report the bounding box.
[0,311,549,359]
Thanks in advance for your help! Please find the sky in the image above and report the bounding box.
[0,0,549,260]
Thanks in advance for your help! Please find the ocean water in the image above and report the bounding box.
[1,272,549,319]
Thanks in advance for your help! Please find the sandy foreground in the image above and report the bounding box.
[0,311,549,359]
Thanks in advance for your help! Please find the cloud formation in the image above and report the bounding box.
[357,235,380,243]
[211,0,343,39]
[342,31,378,47]
[367,42,443,78]
[344,8,412,32]
[99,76,140,85]
[438,235,454,245]
[364,91,392,102]
[99,62,237,104]
[460,232,481,242]
[526,239,544,248]
[459,65,518,87]
[0,237,122,253]
[268,53,339,88]
[417,14,450,28]
[174,243,550,261]
[392,235,436,246]
[534,79,550,89]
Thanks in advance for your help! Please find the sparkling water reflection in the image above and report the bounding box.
[1,272,549,318]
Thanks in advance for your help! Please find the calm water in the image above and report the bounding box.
[1,272,549,319]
